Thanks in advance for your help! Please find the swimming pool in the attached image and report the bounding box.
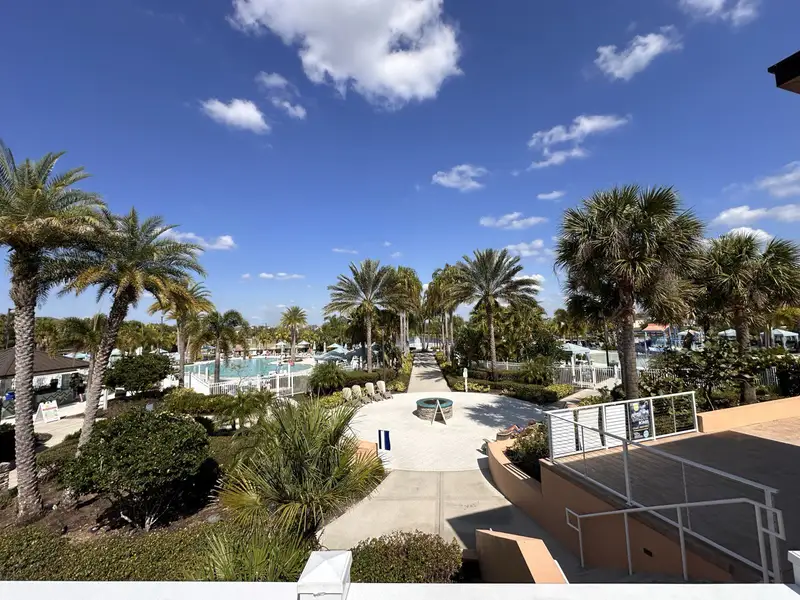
[184,356,312,379]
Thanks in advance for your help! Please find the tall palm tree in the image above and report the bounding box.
[702,232,800,404]
[59,314,107,387]
[454,249,540,377]
[148,280,214,386]
[34,318,62,354]
[325,259,397,372]
[189,310,249,382]
[393,266,422,357]
[431,264,461,359]
[280,306,307,362]
[0,141,104,520]
[57,208,204,448]
[556,185,703,400]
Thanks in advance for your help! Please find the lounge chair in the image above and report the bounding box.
[364,382,381,402]
[377,380,393,399]
[342,387,353,404]
[351,385,366,404]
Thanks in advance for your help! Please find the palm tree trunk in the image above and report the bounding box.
[291,328,297,362]
[487,303,497,379]
[619,301,639,400]
[10,271,43,520]
[79,293,130,449]
[366,315,373,372]
[214,344,222,383]
[176,325,185,388]
[448,310,455,361]
[440,317,446,355]
[734,311,757,404]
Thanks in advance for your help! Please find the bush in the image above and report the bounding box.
[308,362,347,396]
[61,410,210,530]
[506,422,549,480]
[98,396,158,420]
[37,431,80,475]
[544,384,573,399]
[498,381,558,404]
[342,370,382,387]
[104,353,173,395]
[350,531,462,583]
[319,391,347,408]
[162,388,231,416]
[516,357,554,386]
[388,379,407,392]
[0,524,219,581]
[194,416,216,435]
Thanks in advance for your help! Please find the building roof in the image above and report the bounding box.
[0,348,90,378]
[642,323,669,332]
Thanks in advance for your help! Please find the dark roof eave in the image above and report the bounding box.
[768,50,800,94]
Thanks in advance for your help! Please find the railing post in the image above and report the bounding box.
[591,367,597,388]
[677,508,688,581]
[681,462,692,531]
[623,440,632,503]
[765,491,782,583]
[754,504,770,583]
[623,513,633,576]
[691,392,699,433]
[648,398,657,440]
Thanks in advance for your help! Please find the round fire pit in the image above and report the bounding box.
[415,397,453,421]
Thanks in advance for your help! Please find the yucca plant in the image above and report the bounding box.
[219,398,384,540]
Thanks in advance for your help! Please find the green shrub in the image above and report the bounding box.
[98,396,158,420]
[498,381,558,404]
[161,387,230,416]
[388,379,407,393]
[319,391,346,408]
[214,389,274,430]
[0,524,218,581]
[342,370,382,387]
[308,362,347,396]
[506,422,549,480]
[194,416,216,435]
[450,379,490,393]
[37,431,80,475]
[104,353,173,395]
[516,357,554,386]
[61,410,210,530]
[544,384,573,399]
[350,531,462,583]
[208,435,240,472]
[577,395,608,406]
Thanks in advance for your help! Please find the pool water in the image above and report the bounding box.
[184,356,312,379]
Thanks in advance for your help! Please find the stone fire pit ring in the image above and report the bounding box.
[415,397,453,421]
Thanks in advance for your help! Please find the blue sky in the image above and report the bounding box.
[1,0,799,324]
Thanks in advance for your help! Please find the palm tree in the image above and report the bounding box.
[280,306,307,362]
[393,267,422,357]
[431,264,460,359]
[702,232,800,404]
[454,249,540,377]
[0,141,104,520]
[219,398,384,540]
[325,259,397,372]
[556,185,703,400]
[34,318,62,354]
[189,310,249,382]
[148,280,214,386]
[57,208,204,448]
[59,315,107,387]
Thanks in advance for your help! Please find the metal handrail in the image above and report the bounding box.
[565,497,785,582]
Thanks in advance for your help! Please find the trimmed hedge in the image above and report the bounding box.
[544,384,574,399]
[350,531,462,583]
[161,388,233,416]
[0,525,215,581]
[342,371,383,387]
[445,375,558,404]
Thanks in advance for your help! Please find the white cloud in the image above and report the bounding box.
[527,115,628,169]
[595,26,682,81]
[679,0,759,26]
[166,231,237,250]
[480,212,547,230]
[383,241,392,247]
[332,248,358,254]
[529,115,630,148]
[537,190,565,201]
[259,272,305,280]
[276,304,287,309]
[713,204,800,225]
[390,251,403,258]
[529,147,588,170]
[422,283,430,292]
[505,239,545,258]
[271,98,307,119]
[756,162,800,199]
[250,316,262,320]
[728,227,773,243]
[230,0,462,108]
[432,164,488,191]
[242,273,251,279]
[201,99,269,133]
[256,71,289,89]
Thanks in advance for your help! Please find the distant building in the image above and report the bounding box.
[0,347,89,395]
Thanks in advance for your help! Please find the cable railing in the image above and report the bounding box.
[546,396,784,582]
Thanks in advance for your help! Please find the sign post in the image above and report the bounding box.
[463,368,468,393]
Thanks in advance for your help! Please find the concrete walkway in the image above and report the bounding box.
[406,352,451,393]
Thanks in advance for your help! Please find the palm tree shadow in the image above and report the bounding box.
[461,399,543,429]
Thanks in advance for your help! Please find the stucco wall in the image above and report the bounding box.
[486,440,736,582]
[475,529,567,583]
[698,396,800,433]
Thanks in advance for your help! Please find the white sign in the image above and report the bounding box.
[34,400,60,424]
[463,368,468,378]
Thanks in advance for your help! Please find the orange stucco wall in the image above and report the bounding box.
[698,395,800,433]
[487,440,738,582]
[475,529,567,583]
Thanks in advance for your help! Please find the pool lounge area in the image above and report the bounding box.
[184,355,312,379]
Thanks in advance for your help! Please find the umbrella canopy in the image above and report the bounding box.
[297,340,311,347]
[718,329,737,338]
[773,328,799,339]
[678,329,702,336]
[561,342,591,356]
[327,343,342,349]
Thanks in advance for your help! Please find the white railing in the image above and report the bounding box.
[546,394,784,582]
